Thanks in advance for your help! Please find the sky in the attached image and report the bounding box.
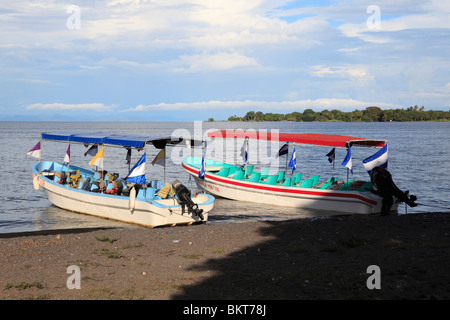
[1,0,449,121]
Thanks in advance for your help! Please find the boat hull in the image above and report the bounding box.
[182,159,397,215]
[32,162,214,228]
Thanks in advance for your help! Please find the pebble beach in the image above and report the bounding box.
[1,212,449,300]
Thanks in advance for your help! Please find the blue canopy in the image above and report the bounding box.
[41,131,181,149]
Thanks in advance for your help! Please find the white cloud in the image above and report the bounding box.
[174,51,260,72]
[126,98,399,112]
[310,65,369,79]
[26,103,114,111]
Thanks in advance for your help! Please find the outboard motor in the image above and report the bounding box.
[370,166,417,215]
[172,180,204,220]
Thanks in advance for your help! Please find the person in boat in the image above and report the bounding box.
[370,166,417,215]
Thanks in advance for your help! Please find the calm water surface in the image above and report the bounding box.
[1,121,449,234]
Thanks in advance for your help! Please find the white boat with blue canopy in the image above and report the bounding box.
[30,131,215,228]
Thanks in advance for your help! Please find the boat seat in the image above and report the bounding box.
[293,172,302,185]
[260,168,270,178]
[277,171,286,182]
[299,179,313,188]
[281,177,292,186]
[244,165,254,178]
[320,182,332,189]
[217,167,230,177]
[339,180,355,190]
[262,175,278,185]
[327,177,337,184]
[248,172,261,182]
[309,175,320,185]
[232,169,245,180]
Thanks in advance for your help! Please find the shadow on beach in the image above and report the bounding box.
[172,212,450,300]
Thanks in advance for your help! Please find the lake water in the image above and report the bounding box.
[1,121,449,234]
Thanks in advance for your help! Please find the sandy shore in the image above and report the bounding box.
[1,212,449,300]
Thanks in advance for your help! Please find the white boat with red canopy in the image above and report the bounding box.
[182,130,416,215]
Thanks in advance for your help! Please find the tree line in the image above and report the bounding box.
[226,106,450,122]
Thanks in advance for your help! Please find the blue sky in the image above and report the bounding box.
[1,0,449,121]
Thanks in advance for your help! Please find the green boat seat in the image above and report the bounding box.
[309,175,320,185]
[217,167,230,177]
[248,172,261,182]
[327,177,337,184]
[260,168,270,178]
[232,169,245,180]
[299,179,313,188]
[244,165,254,178]
[262,175,278,185]
[320,182,332,189]
[293,172,302,185]
[277,171,286,182]
[339,181,355,190]
[281,177,292,186]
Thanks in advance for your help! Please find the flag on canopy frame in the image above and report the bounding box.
[288,146,296,173]
[199,140,207,179]
[341,146,353,174]
[277,143,289,157]
[27,141,41,159]
[89,146,104,168]
[240,139,248,166]
[84,144,98,157]
[152,148,165,166]
[363,143,388,174]
[125,153,146,184]
[326,148,335,163]
[64,145,70,164]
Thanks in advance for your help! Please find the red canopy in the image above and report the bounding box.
[207,130,386,148]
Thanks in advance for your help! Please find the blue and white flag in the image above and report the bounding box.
[199,140,207,179]
[240,139,248,166]
[363,143,388,174]
[341,146,353,174]
[288,146,296,173]
[125,153,146,184]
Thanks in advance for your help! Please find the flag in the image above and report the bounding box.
[27,141,41,159]
[199,140,207,179]
[125,148,131,164]
[326,148,335,163]
[84,144,98,157]
[341,146,353,173]
[277,143,289,157]
[363,143,388,174]
[240,139,248,166]
[152,148,165,166]
[125,153,146,184]
[288,146,296,173]
[89,146,104,168]
[64,145,70,163]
